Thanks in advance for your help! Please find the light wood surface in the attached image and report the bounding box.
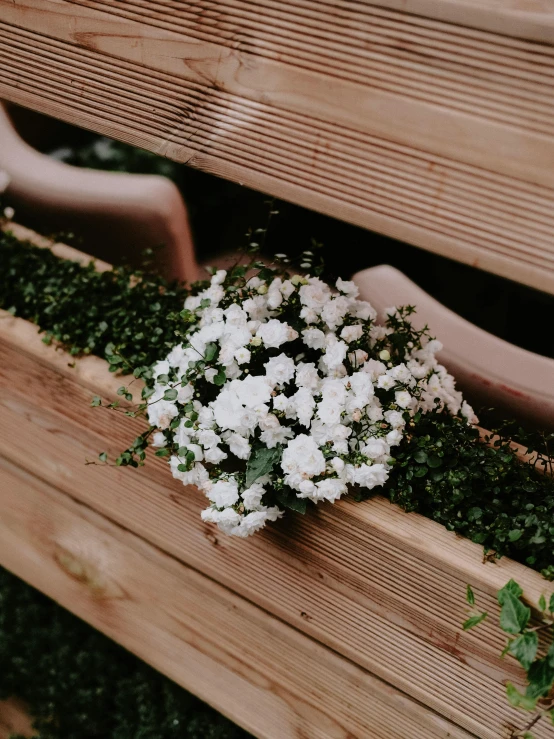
[0,699,34,739]
[0,458,474,739]
[2,316,554,737]
[2,0,554,292]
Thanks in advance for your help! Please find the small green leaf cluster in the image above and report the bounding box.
[382,412,554,577]
[0,567,249,739]
[0,229,191,369]
[464,580,554,737]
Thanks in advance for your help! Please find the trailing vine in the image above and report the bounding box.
[465,580,554,738]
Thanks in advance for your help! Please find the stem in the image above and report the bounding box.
[513,710,543,737]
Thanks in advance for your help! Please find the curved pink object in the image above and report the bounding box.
[0,103,198,282]
[353,265,554,429]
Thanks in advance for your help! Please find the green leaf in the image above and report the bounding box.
[90,395,102,407]
[539,594,546,612]
[509,529,523,542]
[462,612,487,630]
[213,369,226,386]
[498,579,524,602]
[155,448,170,458]
[427,454,442,468]
[506,682,538,711]
[526,656,554,700]
[549,593,554,613]
[413,450,427,464]
[466,585,475,606]
[508,631,539,670]
[204,342,218,362]
[98,452,108,463]
[275,489,307,514]
[163,388,178,401]
[245,446,282,488]
[499,590,530,634]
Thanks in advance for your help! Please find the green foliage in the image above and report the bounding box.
[465,581,554,737]
[383,413,554,577]
[0,229,191,370]
[245,446,282,488]
[2,231,554,574]
[0,567,249,739]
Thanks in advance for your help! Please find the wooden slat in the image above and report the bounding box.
[0,458,475,739]
[2,0,554,292]
[1,315,553,737]
[0,699,34,739]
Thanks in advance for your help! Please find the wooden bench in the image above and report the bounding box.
[1,0,554,292]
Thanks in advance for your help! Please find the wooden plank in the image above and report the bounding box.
[1,0,554,292]
[1,321,553,737]
[0,699,34,739]
[0,457,475,739]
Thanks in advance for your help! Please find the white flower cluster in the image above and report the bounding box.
[148,268,475,538]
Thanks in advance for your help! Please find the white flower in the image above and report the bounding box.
[292,387,315,427]
[330,457,345,473]
[390,363,413,384]
[211,269,227,285]
[336,277,359,298]
[321,296,350,330]
[395,390,413,409]
[352,463,389,490]
[340,324,363,342]
[295,362,320,391]
[234,347,251,365]
[302,328,326,350]
[242,483,265,511]
[314,478,347,502]
[348,350,368,367]
[377,374,396,390]
[205,367,218,383]
[384,410,405,428]
[257,319,295,349]
[178,382,194,404]
[264,354,296,387]
[204,446,228,464]
[300,307,319,324]
[361,438,390,460]
[234,375,272,408]
[323,335,348,370]
[208,479,240,508]
[197,429,221,448]
[211,386,245,431]
[227,433,251,460]
[281,434,326,481]
[299,279,331,312]
[152,432,167,447]
[243,295,271,322]
[362,359,387,381]
[386,429,403,446]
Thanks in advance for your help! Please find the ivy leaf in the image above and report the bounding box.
[508,631,538,670]
[275,489,308,514]
[466,584,475,606]
[539,594,546,612]
[499,591,530,634]
[526,655,554,700]
[245,446,282,488]
[506,682,538,711]
[498,579,524,602]
[462,612,487,630]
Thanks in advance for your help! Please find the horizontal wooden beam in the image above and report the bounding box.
[0,457,475,739]
[1,0,554,292]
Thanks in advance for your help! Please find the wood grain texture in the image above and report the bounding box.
[0,458,475,739]
[1,0,554,292]
[1,316,554,737]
